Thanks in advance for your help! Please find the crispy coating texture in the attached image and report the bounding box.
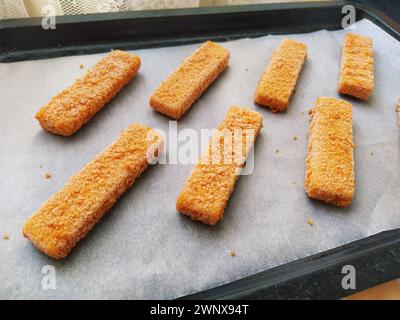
[23,124,163,259]
[338,33,374,100]
[176,106,263,225]
[305,97,354,207]
[149,41,230,119]
[36,50,141,136]
[254,38,307,112]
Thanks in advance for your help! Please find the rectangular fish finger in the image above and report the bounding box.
[149,41,230,119]
[397,98,400,128]
[338,33,374,100]
[254,38,307,112]
[176,106,263,225]
[305,97,354,207]
[23,124,163,259]
[36,50,141,136]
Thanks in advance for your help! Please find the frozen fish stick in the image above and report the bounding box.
[338,33,374,100]
[149,41,230,119]
[23,124,163,259]
[305,97,354,207]
[254,38,307,112]
[36,50,141,136]
[176,106,263,225]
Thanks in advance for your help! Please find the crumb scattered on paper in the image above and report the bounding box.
[370,152,374,156]
[308,109,313,115]
[397,99,400,128]
[39,165,43,168]
[301,112,305,115]
[80,64,84,69]
[229,250,235,257]
[275,149,280,154]
[45,173,52,179]
[3,234,9,240]
[307,217,314,226]
[293,136,298,141]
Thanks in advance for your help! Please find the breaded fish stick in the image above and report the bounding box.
[36,50,141,136]
[338,33,374,100]
[149,41,230,119]
[23,124,163,259]
[176,106,263,225]
[305,97,354,207]
[254,38,307,112]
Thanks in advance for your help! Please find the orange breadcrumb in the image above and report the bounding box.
[23,124,163,259]
[176,106,263,225]
[36,50,141,136]
[338,33,374,100]
[254,38,307,112]
[149,41,230,119]
[305,97,354,207]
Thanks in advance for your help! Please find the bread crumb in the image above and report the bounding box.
[245,68,248,72]
[293,136,298,141]
[307,217,314,226]
[275,149,280,154]
[370,152,374,156]
[3,233,9,240]
[308,109,313,115]
[397,99,400,128]
[301,112,305,115]
[79,64,84,69]
[293,182,296,185]
[229,250,235,257]
[45,173,52,179]
[39,165,43,168]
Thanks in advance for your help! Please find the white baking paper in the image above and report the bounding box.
[0,19,399,299]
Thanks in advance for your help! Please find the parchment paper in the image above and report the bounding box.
[1,19,399,299]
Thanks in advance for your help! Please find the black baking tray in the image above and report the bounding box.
[1,1,399,299]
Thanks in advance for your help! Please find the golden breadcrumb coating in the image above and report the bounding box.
[338,33,374,100]
[149,41,230,119]
[305,97,354,207]
[254,38,307,112]
[176,106,263,225]
[23,124,163,259]
[36,50,141,136]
